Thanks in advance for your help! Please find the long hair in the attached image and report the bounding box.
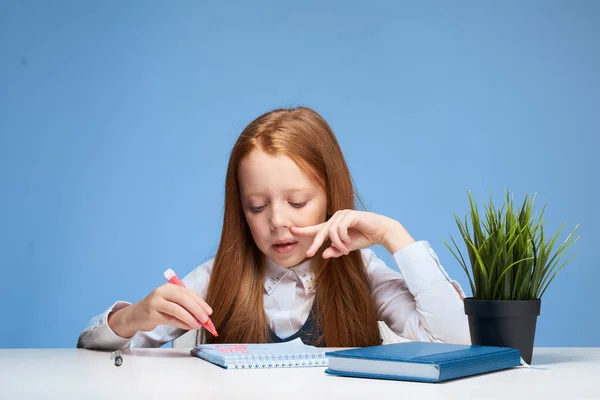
[204,106,382,347]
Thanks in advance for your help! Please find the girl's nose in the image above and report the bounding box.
[269,207,289,230]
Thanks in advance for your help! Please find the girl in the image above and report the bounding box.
[78,107,469,350]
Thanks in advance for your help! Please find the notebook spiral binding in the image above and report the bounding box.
[230,352,328,369]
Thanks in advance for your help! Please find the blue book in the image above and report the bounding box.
[325,342,521,383]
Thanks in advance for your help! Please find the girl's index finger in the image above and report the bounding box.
[291,224,323,236]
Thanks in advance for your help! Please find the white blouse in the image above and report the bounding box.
[77,241,470,349]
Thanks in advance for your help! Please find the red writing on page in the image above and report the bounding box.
[214,345,249,354]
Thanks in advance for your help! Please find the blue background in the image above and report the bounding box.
[1,1,598,348]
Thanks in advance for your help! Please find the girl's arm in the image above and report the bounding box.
[363,242,471,344]
[292,210,470,343]
[76,259,214,350]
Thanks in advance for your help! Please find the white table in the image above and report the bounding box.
[1,348,599,399]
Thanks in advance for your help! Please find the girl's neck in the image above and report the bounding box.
[265,255,313,271]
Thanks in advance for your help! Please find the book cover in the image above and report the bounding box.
[325,341,521,382]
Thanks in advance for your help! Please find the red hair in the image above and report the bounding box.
[204,107,382,347]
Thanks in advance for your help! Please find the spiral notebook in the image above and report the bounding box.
[190,338,328,369]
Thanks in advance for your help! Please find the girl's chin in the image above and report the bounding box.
[269,248,309,267]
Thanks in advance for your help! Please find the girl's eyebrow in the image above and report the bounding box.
[244,188,311,198]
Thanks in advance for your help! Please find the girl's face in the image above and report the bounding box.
[238,149,328,268]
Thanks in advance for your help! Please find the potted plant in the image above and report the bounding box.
[445,191,579,364]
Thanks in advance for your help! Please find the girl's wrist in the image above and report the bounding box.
[381,219,416,254]
[108,305,137,339]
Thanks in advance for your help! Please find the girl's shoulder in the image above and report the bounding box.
[181,257,216,294]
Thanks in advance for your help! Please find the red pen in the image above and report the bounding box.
[163,268,219,337]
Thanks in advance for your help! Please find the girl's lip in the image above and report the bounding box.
[274,239,297,245]
[273,242,298,254]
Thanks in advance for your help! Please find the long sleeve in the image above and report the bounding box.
[364,241,471,344]
[77,259,214,350]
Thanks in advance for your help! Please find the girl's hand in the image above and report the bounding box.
[107,284,213,339]
[291,210,416,259]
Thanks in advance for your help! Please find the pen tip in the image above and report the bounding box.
[205,319,219,337]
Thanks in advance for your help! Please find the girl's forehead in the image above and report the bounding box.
[240,152,310,182]
[238,151,321,197]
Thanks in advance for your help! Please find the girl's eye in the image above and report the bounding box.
[289,202,307,208]
[249,205,266,213]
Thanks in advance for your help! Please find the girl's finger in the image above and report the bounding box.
[162,286,210,325]
[328,211,349,255]
[290,223,324,236]
[184,288,213,315]
[158,311,197,331]
[306,221,332,257]
[323,246,345,259]
[337,211,355,246]
[157,301,203,330]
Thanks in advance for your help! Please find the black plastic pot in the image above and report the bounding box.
[464,298,541,364]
